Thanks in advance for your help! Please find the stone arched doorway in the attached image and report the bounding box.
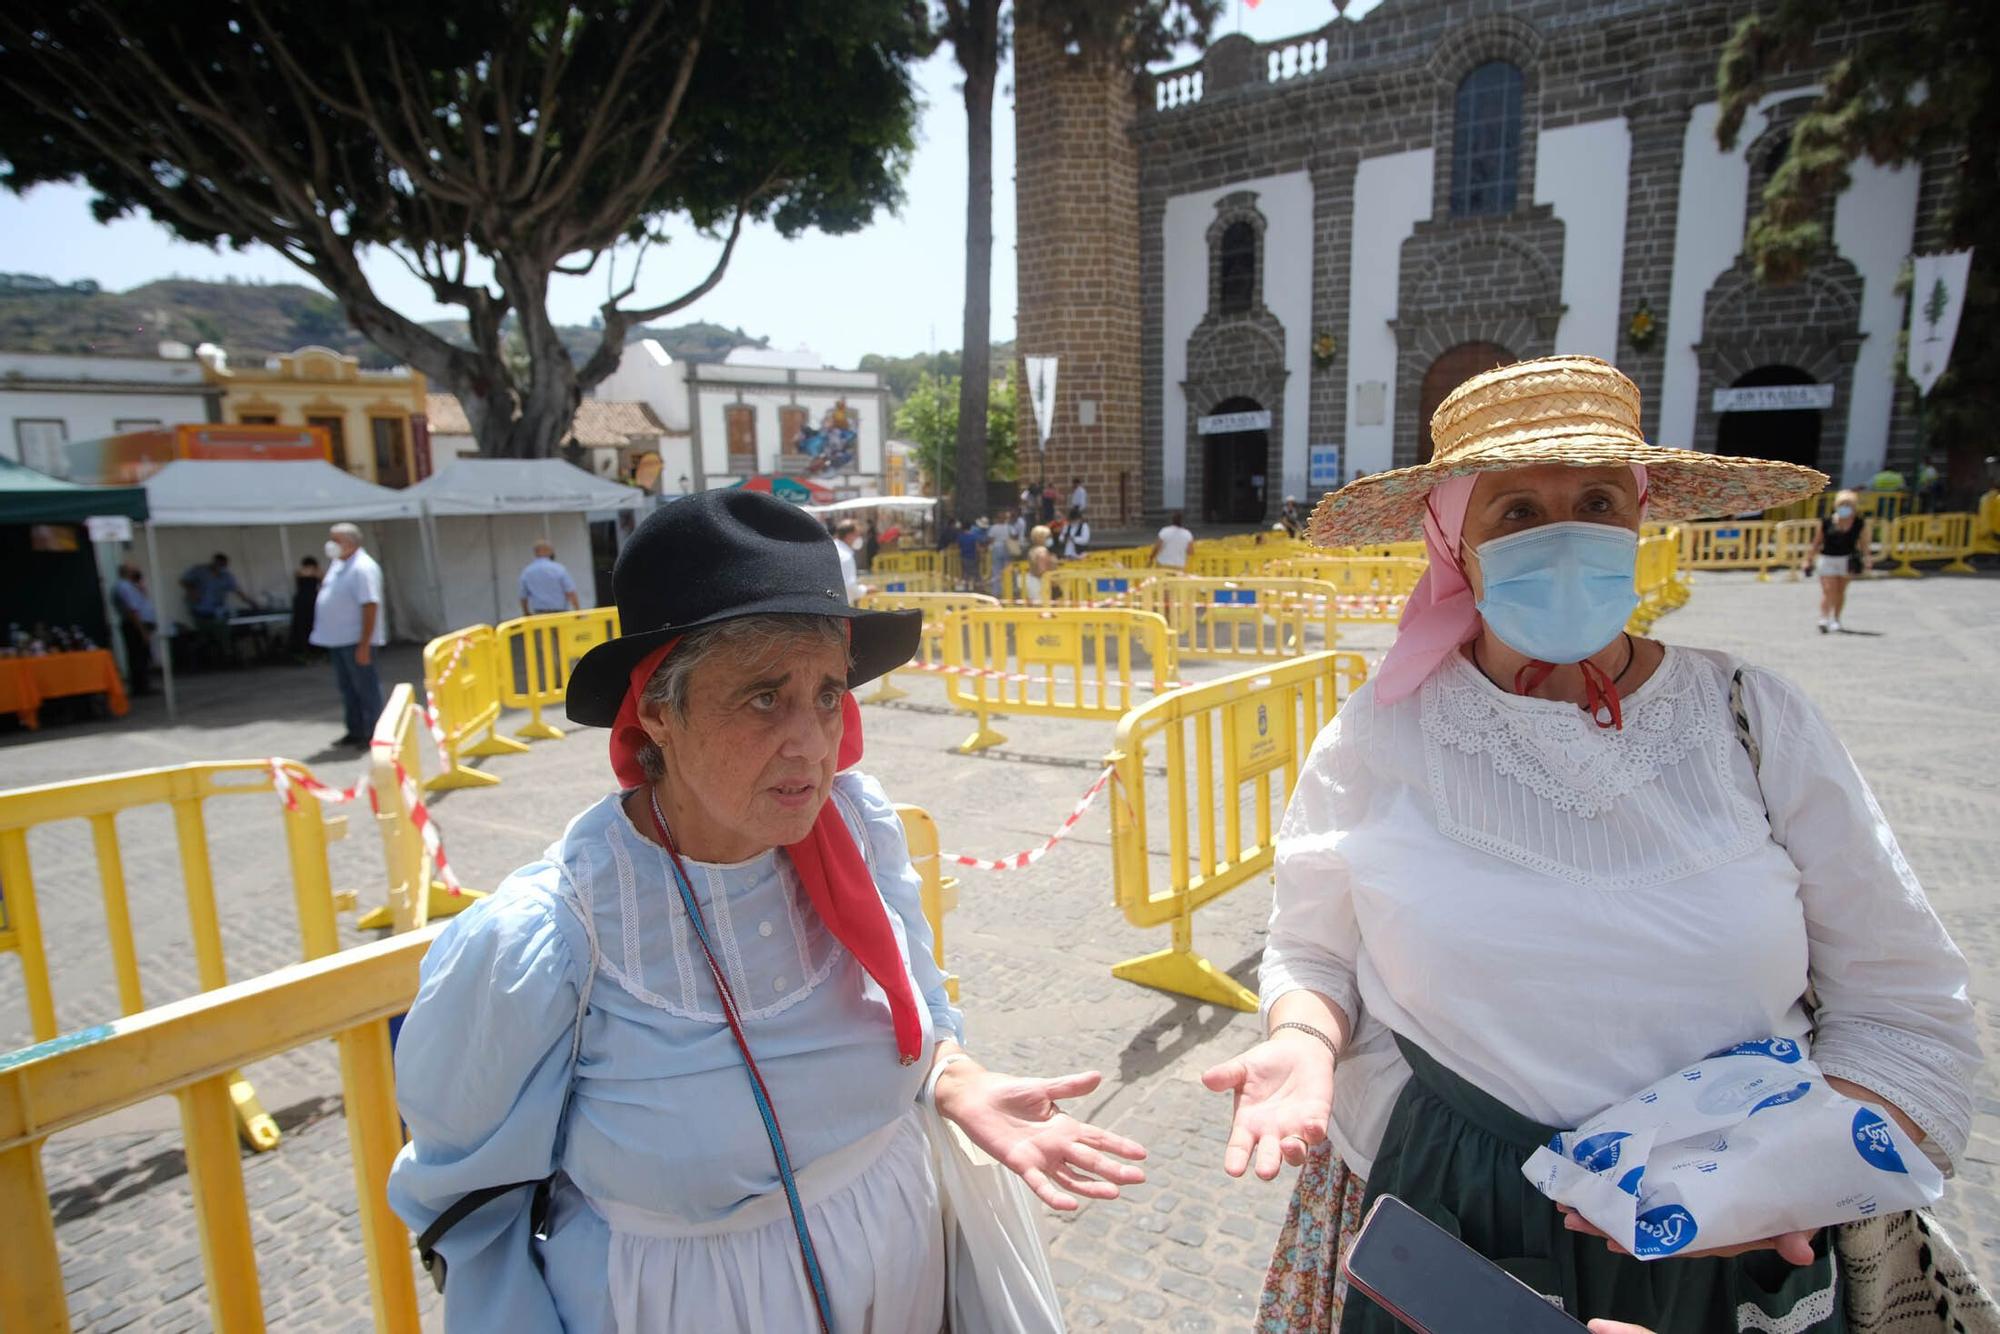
[1715,365,1822,470]
[1419,341,1513,461]
[1201,395,1271,523]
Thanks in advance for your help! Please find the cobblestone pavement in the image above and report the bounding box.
[3,569,1996,1330]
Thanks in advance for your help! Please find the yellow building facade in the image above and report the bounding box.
[209,346,429,487]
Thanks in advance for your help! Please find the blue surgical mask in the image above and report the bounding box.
[1473,522,1640,664]
[1835,504,1855,520]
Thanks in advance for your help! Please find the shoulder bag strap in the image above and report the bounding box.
[651,807,839,1334]
[1729,666,1763,788]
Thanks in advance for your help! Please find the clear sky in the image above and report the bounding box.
[0,2,1368,370]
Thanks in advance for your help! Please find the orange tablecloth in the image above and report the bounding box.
[0,650,129,729]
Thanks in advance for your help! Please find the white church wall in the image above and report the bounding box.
[1534,118,1632,362]
[1660,88,1819,450]
[1160,169,1314,509]
[1345,149,1434,479]
[1833,156,1919,487]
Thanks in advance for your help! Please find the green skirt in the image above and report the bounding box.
[1338,1038,1843,1334]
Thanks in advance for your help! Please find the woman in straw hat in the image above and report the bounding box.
[1203,357,1980,1332]
[389,490,1145,1333]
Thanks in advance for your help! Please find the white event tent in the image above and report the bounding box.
[136,459,433,644]
[391,459,644,638]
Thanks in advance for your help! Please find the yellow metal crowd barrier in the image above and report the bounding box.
[870,568,952,594]
[1628,532,1689,634]
[0,761,350,1150]
[1106,651,1369,1010]
[1069,545,1157,569]
[857,590,998,702]
[495,607,621,741]
[423,624,529,790]
[1264,556,1427,622]
[1186,540,1315,579]
[0,926,440,1334]
[875,547,992,585]
[358,683,485,932]
[1677,520,1816,580]
[1885,512,1978,576]
[1140,576,1340,662]
[941,606,1180,753]
[1046,566,1172,608]
[896,805,961,1003]
[1977,492,2000,555]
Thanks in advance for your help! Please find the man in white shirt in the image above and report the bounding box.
[518,541,581,616]
[311,521,388,747]
[1069,476,1088,513]
[1152,511,1196,570]
[832,518,867,602]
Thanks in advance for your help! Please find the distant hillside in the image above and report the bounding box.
[0,274,768,370]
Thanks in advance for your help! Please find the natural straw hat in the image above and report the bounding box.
[1308,355,1828,546]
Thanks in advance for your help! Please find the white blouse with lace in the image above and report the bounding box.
[1259,645,1980,1180]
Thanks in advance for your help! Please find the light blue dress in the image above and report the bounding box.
[387,772,964,1333]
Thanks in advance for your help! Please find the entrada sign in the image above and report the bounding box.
[1197,409,1273,434]
[1711,384,1835,413]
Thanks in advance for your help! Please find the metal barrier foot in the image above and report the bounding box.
[229,1068,282,1152]
[1112,947,1258,1012]
[468,734,533,758]
[955,722,1007,753]
[865,676,910,704]
[424,766,503,792]
[425,881,481,918]
[514,721,565,742]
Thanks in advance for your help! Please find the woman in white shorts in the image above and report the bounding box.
[1803,488,1870,632]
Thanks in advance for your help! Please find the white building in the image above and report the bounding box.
[591,340,890,496]
[0,349,218,475]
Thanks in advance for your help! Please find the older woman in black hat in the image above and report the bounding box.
[388,490,1146,1333]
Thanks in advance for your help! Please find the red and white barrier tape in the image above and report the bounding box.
[420,634,475,756]
[268,742,464,897]
[942,767,1114,871]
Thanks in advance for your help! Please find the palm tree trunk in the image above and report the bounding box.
[952,5,999,520]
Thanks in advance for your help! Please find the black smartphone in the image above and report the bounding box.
[1342,1194,1589,1334]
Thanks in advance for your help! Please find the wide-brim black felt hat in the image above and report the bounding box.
[565,488,920,727]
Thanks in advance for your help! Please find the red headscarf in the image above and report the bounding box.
[609,640,924,1065]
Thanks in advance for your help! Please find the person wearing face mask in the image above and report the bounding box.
[310,522,388,748]
[1804,489,1871,633]
[831,517,867,602]
[1210,357,1981,1334]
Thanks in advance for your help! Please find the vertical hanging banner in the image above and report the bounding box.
[1908,250,1973,397]
[1024,355,1058,451]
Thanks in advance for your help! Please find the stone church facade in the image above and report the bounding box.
[1012,0,1951,528]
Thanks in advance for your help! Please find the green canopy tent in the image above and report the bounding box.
[0,455,148,523]
[0,457,157,717]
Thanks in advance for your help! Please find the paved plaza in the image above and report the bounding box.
[3,568,1998,1331]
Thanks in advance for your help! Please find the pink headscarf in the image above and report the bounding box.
[1374,466,1648,704]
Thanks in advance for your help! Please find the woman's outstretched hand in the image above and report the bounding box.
[1202,1030,1336,1180]
[1560,1207,1816,1265]
[935,1066,1148,1211]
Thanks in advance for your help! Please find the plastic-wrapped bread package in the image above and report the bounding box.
[1522,1038,1943,1259]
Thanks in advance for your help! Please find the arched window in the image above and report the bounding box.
[1217,221,1257,314]
[1450,61,1524,218]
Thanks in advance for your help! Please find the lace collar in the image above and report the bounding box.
[1420,648,1703,820]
